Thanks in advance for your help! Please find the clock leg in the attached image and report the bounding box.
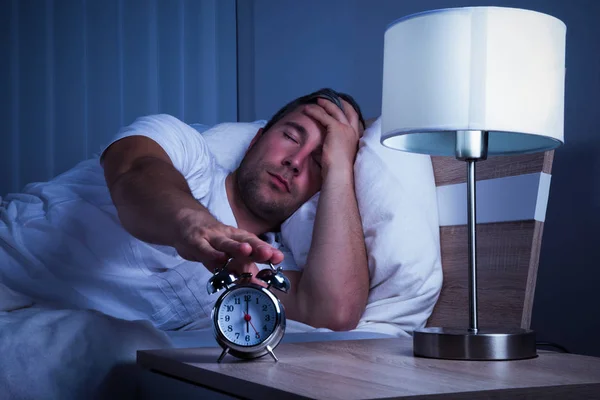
[266,345,278,362]
[217,347,230,363]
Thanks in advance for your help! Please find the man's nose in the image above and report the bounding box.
[282,154,303,174]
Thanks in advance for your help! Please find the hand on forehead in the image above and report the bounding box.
[302,99,362,139]
[309,90,344,110]
[308,91,364,134]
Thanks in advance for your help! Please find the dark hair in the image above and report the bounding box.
[261,88,366,134]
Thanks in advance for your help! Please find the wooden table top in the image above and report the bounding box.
[137,337,600,399]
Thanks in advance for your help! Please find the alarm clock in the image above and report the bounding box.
[207,259,291,362]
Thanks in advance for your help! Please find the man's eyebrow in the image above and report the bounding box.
[283,121,307,137]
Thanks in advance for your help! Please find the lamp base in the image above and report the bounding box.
[413,327,537,360]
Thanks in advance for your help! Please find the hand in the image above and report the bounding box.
[227,257,270,287]
[302,97,363,178]
[173,209,284,272]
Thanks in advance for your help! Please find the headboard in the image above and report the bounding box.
[428,151,553,329]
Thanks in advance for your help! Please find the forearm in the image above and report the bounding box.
[296,167,369,331]
[107,156,217,246]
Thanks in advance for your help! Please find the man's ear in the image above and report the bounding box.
[247,128,264,151]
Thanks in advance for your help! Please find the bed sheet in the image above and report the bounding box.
[0,306,171,400]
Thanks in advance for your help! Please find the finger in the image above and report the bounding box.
[251,276,268,288]
[226,257,259,277]
[237,240,284,264]
[242,262,260,275]
[196,239,230,263]
[270,249,285,265]
[316,98,350,125]
[210,236,253,258]
[251,244,285,264]
[177,240,228,271]
[358,123,365,137]
[340,99,361,137]
[228,232,285,264]
[303,104,340,129]
[229,232,266,250]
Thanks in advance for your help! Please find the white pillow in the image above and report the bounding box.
[280,117,443,336]
[195,117,443,336]
[195,121,266,172]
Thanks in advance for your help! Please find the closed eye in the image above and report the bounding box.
[283,132,299,144]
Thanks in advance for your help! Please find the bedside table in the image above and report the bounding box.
[137,337,600,399]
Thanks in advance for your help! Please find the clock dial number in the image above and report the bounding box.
[218,288,277,347]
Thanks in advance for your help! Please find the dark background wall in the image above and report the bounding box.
[237,0,600,357]
[2,0,599,357]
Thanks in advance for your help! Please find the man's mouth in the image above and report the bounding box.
[267,172,290,192]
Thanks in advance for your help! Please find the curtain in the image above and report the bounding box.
[0,0,237,195]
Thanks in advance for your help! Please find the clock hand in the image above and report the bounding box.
[248,319,259,337]
[240,308,248,330]
[242,311,260,337]
[246,300,249,333]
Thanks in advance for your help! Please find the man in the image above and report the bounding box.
[0,88,369,331]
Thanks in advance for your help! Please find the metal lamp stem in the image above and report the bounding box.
[456,130,488,333]
[467,159,479,333]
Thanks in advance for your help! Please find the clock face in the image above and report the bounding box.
[216,287,279,347]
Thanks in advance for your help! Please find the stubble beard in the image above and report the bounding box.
[236,161,299,225]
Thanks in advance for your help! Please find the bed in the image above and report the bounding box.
[0,117,553,399]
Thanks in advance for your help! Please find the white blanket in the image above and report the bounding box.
[0,306,172,400]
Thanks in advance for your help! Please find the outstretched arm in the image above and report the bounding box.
[280,98,369,331]
[101,135,283,273]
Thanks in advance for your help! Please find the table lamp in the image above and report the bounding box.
[381,7,566,360]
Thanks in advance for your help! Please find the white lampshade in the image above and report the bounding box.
[381,7,566,156]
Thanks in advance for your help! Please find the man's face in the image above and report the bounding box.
[236,108,325,223]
